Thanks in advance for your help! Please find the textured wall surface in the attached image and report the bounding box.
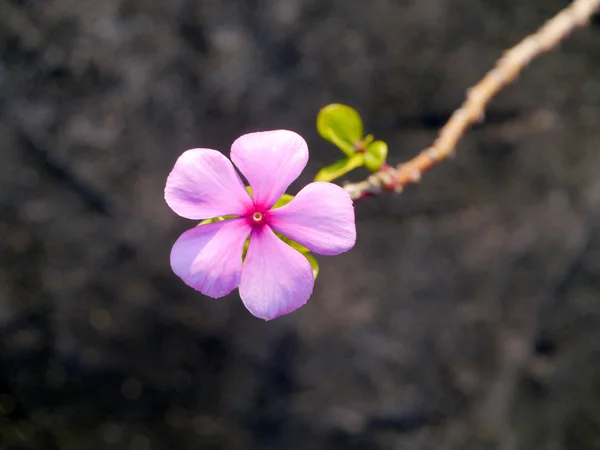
[1,0,600,448]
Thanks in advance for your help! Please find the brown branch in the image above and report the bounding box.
[343,0,600,200]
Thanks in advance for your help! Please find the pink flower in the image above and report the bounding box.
[165,130,356,320]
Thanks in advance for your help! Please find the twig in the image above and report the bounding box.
[343,0,600,200]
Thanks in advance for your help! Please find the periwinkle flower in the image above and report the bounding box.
[165,130,356,320]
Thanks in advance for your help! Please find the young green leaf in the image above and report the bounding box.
[364,140,388,172]
[304,253,320,279]
[317,104,364,157]
[277,233,310,254]
[314,153,365,182]
[198,215,235,225]
[273,193,294,209]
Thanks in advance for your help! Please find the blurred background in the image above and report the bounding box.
[1,0,600,448]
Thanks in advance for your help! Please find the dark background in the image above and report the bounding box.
[1,0,600,448]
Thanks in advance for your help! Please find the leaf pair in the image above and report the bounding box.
[315,104,388,182]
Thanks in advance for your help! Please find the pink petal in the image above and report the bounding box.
[230,130,308,210]
[239,225,314,320]
[268,182,356,255]
[170,218,251,298]
[165,149,253,219]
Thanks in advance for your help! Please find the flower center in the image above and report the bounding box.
[247,208,268,227]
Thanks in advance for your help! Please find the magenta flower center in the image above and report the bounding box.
[247,207,268,227]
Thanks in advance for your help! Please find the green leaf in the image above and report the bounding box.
[276,233,316,277]
[314,153,365,182]
[364,140,388,172]
[242,237,250,260]
[304,253,320,279]
[198,215,235,225]
[276,233,310,254]
[273,193,294,209]
[277,231,318,277]
[198,217,223,225]
[317,104,364,157]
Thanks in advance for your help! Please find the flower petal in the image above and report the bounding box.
[230,130,308,210]
[239,225,314,320]
[165,149,253,219]
[268,182,356,255]
[170,218,251,298]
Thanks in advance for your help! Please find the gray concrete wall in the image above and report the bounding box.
[1,0,599,448]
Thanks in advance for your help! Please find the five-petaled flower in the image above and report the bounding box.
[165,130,356,320]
